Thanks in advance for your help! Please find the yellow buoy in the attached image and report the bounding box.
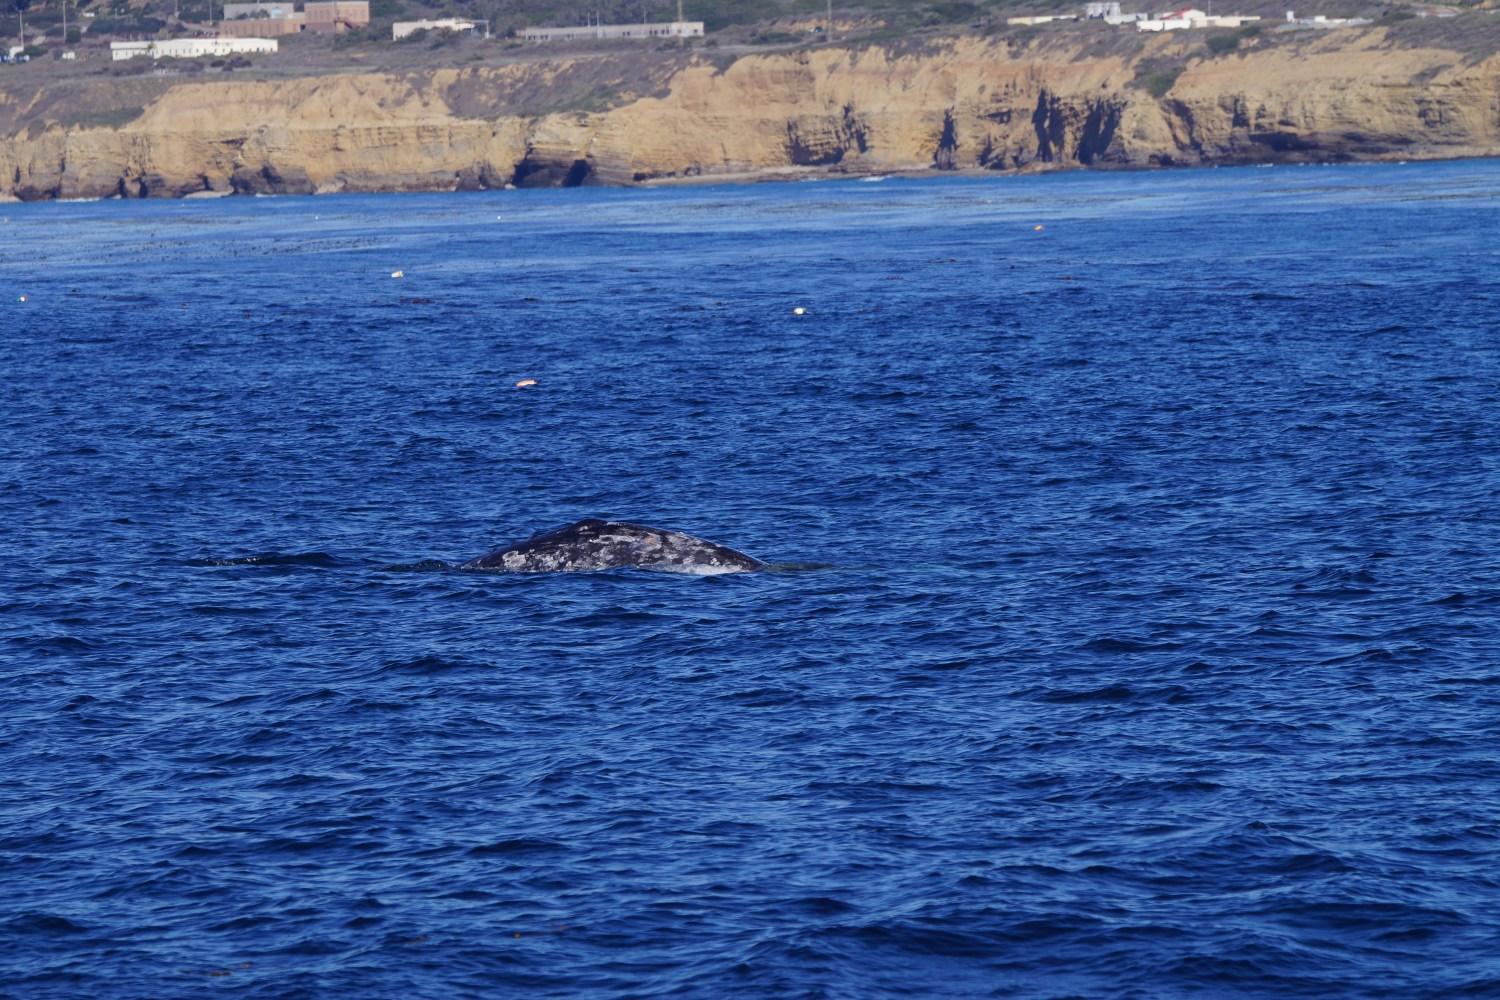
[1034,225,1044,231]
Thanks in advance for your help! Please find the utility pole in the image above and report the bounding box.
[827,0,832,42]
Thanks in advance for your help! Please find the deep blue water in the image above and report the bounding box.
[3,162,1500,999]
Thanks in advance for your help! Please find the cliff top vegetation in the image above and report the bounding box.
[0,0,1495,96]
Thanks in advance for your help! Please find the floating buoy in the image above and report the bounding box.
[793,307,807,315]
[1034,225,1045,231]
[17,295,26,302]
[391,270,404,278]
[515,379,537,387]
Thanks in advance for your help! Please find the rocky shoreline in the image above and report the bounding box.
[1,29,1496,201]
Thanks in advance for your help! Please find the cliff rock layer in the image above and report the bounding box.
[1,30,1497,199]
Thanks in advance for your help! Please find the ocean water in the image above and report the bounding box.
[2,162,1499,999]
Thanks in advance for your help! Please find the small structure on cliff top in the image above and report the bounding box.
[393,17,479,40]
[112,37,279,59]
[302,1,368,33]
[1283,10,1372,28]
[521,20,704,43]
[1011,3,1261,28]
[220,1,303,37]
[217,0,368,36]
[1137,6,1260,29]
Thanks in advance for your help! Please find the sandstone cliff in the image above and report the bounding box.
[0,28,1496,200]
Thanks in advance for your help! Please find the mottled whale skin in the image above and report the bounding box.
[462,519,763,574]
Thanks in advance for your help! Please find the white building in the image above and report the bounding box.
[1201,13,1260,26]
[1284,10,1371,27]
[111,37,278,60]
[1136,7,1198,29]
[393,17,476,40]
[1137,7,1260,29]
[521,20,703,42]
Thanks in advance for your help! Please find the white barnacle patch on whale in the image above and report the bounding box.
[462,519,762,574]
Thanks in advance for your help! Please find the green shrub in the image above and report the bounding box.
[1206,33,1239,53]
[332,26,378,47]
[682,0,766,34]
[1139,66,1183,97]
[88,13,167,34]
[926,1,982,22]
[749,30,799,44]
[59,106,145,128]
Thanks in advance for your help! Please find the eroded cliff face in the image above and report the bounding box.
[0,31,1496,200]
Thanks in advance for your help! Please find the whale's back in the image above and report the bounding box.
[463,519,763,574]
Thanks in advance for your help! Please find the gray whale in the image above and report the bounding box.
[462,519,763,574]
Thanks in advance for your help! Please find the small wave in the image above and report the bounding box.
[380,655,487,675]
[11,635,102,654]
[189,552,345,568]
[1431,591,1499,606]
[1038,683,1136,704]
[1078,637,1185,654]
[3,913,90,936]
[1290,564,1378,596]
[790,895,858,916]
[378,559,459,573]
[466,838,566,856]
[762,561,837,573]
